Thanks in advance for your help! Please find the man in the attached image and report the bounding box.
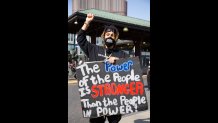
[77,13,128,123]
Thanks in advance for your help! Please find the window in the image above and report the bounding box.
[68,34,70,41]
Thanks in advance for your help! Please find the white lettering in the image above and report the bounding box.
[102,97,118,107]
[76,63,97,76]
[76,63,87,76]
[113,69,139,83]
[141,97,146,104]
[78,75,89,87]
[135,75,140,81]
[90,75,96,84]
[126,105,133,113]
[119,106,125,114]
[96,74,104,84]
[81,99,102,108]
[109,107,118,115]
[91,74,112,85]
[79,88,86,97]
[96,107,119,117]
[83,110,92,117]
[105,74,111,82]
[93,64,100,73]
[96,107,103,117]
[120,96,146,106]
[85,86,91,94]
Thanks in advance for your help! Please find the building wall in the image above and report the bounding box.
[72,0,127,16]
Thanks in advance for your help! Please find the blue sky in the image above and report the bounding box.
[68,0,150,21]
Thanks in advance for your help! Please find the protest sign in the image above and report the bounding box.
[76,57,148,118]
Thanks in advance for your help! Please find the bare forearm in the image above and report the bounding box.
[81,13,94,31]
[81,21,90,31]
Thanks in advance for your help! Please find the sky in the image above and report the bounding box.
[68,0,150,21]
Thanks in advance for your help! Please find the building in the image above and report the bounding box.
[68,9,150,73]
[72,0,127,16]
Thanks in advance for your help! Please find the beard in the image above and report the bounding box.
[105,37,116,48]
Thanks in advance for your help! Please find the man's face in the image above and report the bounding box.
[105,31,115,40]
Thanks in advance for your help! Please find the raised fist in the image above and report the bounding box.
[85,13,94,23]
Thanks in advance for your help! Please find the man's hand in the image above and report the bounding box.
[82,13,94,31]
[108,56,119,64]
[85,13,94,24]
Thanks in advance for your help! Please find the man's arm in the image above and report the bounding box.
[82,13,94,31]
[77,13,95,57]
